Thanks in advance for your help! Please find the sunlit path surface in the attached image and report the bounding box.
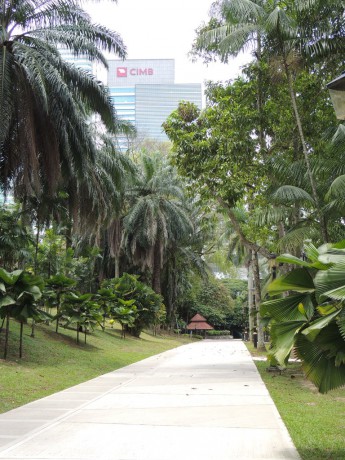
[0,340,299,459]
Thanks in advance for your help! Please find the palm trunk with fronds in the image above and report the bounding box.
[283,56,328,243]
[252,251,265,351]
[152,241,162,294]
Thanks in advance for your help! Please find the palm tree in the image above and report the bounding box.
[162,202,210,325]
[194,0,345,243]
[122,155,194,294]
[0,0,127,198]
[261,240,345,393]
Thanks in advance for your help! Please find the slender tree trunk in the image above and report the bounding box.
[31,319,35,338]
[114,257,120,279]
[252,252,265,351]
[19,322,23,358]
[216,197,271,259]
[247,257,255,343]
[152,242,162,294]
[77,323,79,344]
[283,58,328,243]
[65,222,73,251]
[4,314,10,359]
[56,291,61,333]
[256,32,266,153]
[34,220,40,275]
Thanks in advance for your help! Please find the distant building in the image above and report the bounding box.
[58,55,202,149]
[58,48,93,73]
[107,59,202,149]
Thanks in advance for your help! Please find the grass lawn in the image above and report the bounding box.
[246,343,345,460]
[0,320,192,414]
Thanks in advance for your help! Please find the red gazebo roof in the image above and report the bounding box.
[186,313,214,330]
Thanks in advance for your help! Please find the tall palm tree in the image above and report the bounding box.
[0,0,126,197]
[122,155,194,294]
[194,0,344,243]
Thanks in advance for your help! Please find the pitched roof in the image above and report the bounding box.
[187,313,214,330]
[189,313,207,323]
[186,321,214,330]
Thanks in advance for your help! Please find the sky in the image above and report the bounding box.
[85,0,250,86]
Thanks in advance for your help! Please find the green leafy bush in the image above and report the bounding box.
[206,330,230,336]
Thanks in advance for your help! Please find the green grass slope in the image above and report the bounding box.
[0,321,191,414]
[246,344,345,460]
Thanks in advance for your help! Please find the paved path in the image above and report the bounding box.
[0,340,300,460]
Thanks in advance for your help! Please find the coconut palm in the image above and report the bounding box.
[122,155,194,294]
[0,0,126,198]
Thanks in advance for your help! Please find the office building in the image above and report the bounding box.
[107,59,202,148]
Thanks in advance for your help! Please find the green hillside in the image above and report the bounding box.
[0,321,191,414]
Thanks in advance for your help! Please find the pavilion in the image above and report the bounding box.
[186,313,213,336]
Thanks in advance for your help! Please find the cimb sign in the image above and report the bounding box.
[117,67,154,78]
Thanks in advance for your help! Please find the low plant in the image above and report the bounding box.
[206,330,230,336]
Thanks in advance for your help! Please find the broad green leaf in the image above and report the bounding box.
[323,285,345,301]
[298,303,306,317]
[0,295,15,308]
[318,249,345,265]
[315,260,345,302]
[317,304,337,315]
[270,321,306,365]
[295,328,345,393]
[268,268,315,295]
[302,310,340,341]
[261,293,312,322]
[0,268,23,285]
[16,291,36,305]
[332,240,345,250]
[276,254,314,267]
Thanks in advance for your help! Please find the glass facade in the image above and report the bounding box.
[107,59,202,148]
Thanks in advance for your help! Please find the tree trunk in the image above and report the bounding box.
[34,220,40,275]
[152,241,162,294]
[247,257,255,343]
[216,197,271,259]
[4,314,10,359]
[283,57,328,243]
[19,322,23,358]
[256,32,266,153]
[252,251,265,351]
[114,257,120,279]
[31,319,35,338]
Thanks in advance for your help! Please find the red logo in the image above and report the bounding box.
[117,67,127,77]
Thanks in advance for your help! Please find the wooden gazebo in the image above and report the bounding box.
[186,313,213,335]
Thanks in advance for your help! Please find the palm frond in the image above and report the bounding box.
[272,185,314,204]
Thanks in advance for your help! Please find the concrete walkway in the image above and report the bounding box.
[0,340,300,460]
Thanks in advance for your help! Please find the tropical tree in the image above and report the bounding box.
[0,269,45,359]
[0,206,33,270]
[122,155,194,294]
[103,273,163,337]
[163,93,273,349]
[0,0,127,199]
[261,241,345,393]
[192,0,345,243]
[60,292,102,344]
[112,300,137,339]
[45,274,76,333]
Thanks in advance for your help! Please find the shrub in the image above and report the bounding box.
[206,330,230,336]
